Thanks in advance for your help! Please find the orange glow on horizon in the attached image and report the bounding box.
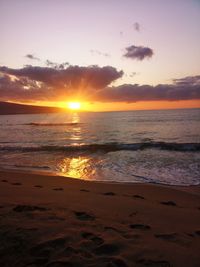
[7,99,200,112]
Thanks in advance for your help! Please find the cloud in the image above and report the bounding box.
[45,60,69,69]
[90,50,110,57]
[0,64,123,101]
[173,75,200,86]
[0,65,122,89]
[95,76,200,102]
[129,72,137,78]
[123,45,154,60]
[25,54,40,61]
[0,64,199,104]
[0,74,48,101]
[133,22,140,32]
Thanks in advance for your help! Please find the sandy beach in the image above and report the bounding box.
[0,170,200,267]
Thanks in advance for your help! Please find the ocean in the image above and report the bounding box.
[0,108,199,186]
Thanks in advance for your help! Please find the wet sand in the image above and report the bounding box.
[0,170,200,267]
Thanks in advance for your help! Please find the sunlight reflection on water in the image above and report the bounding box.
[69,113,82,142]
[57,156,96,179]
[71,112,80,124]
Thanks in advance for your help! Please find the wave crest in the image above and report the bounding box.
[1,142,200,153]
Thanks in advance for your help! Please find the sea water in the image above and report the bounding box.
[0,109,199,185]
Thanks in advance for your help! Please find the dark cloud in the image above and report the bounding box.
[90,50,110,57]
[25,54,40,61]
[0,64,123,101]
[124,45,154,60]
[133,22,140,32]
[173,75,200,86]
[0,74,49,101]
[0,64,199,103]
[45,60,69,69]
[95,76,200,102]
[0,65,122,89]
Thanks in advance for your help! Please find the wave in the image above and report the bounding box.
[24,122,82,126]
[1,142,200,153]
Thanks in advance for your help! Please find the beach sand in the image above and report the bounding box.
[0,170,200,267]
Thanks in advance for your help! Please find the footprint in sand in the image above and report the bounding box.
[13,205,48,212]
[53,188,64,191]
[129,224,151,230]
[103,192,116,196]
[34,185,43,188]
[155,233,189,247]
[154,233,177,241]
[160,201,176,206]
[11,182,22,186]
[80,189,90,192]
[133,195,145,200]
[74,211,95,221]
[82,232,104,245]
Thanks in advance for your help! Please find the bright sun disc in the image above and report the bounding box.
[68,102,81,110]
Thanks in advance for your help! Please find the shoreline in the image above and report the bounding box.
[0,169,200,266]
[1,167,200,190]
[1,168,200,198]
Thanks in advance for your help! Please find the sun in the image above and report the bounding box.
[67,102,81,110]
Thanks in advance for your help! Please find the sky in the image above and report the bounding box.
[0,0,200,111]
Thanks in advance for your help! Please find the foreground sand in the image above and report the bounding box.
[0,170,200,267]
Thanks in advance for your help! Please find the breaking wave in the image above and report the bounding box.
[1,142,200,153]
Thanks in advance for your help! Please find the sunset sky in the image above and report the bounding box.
[0,0,200,111]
